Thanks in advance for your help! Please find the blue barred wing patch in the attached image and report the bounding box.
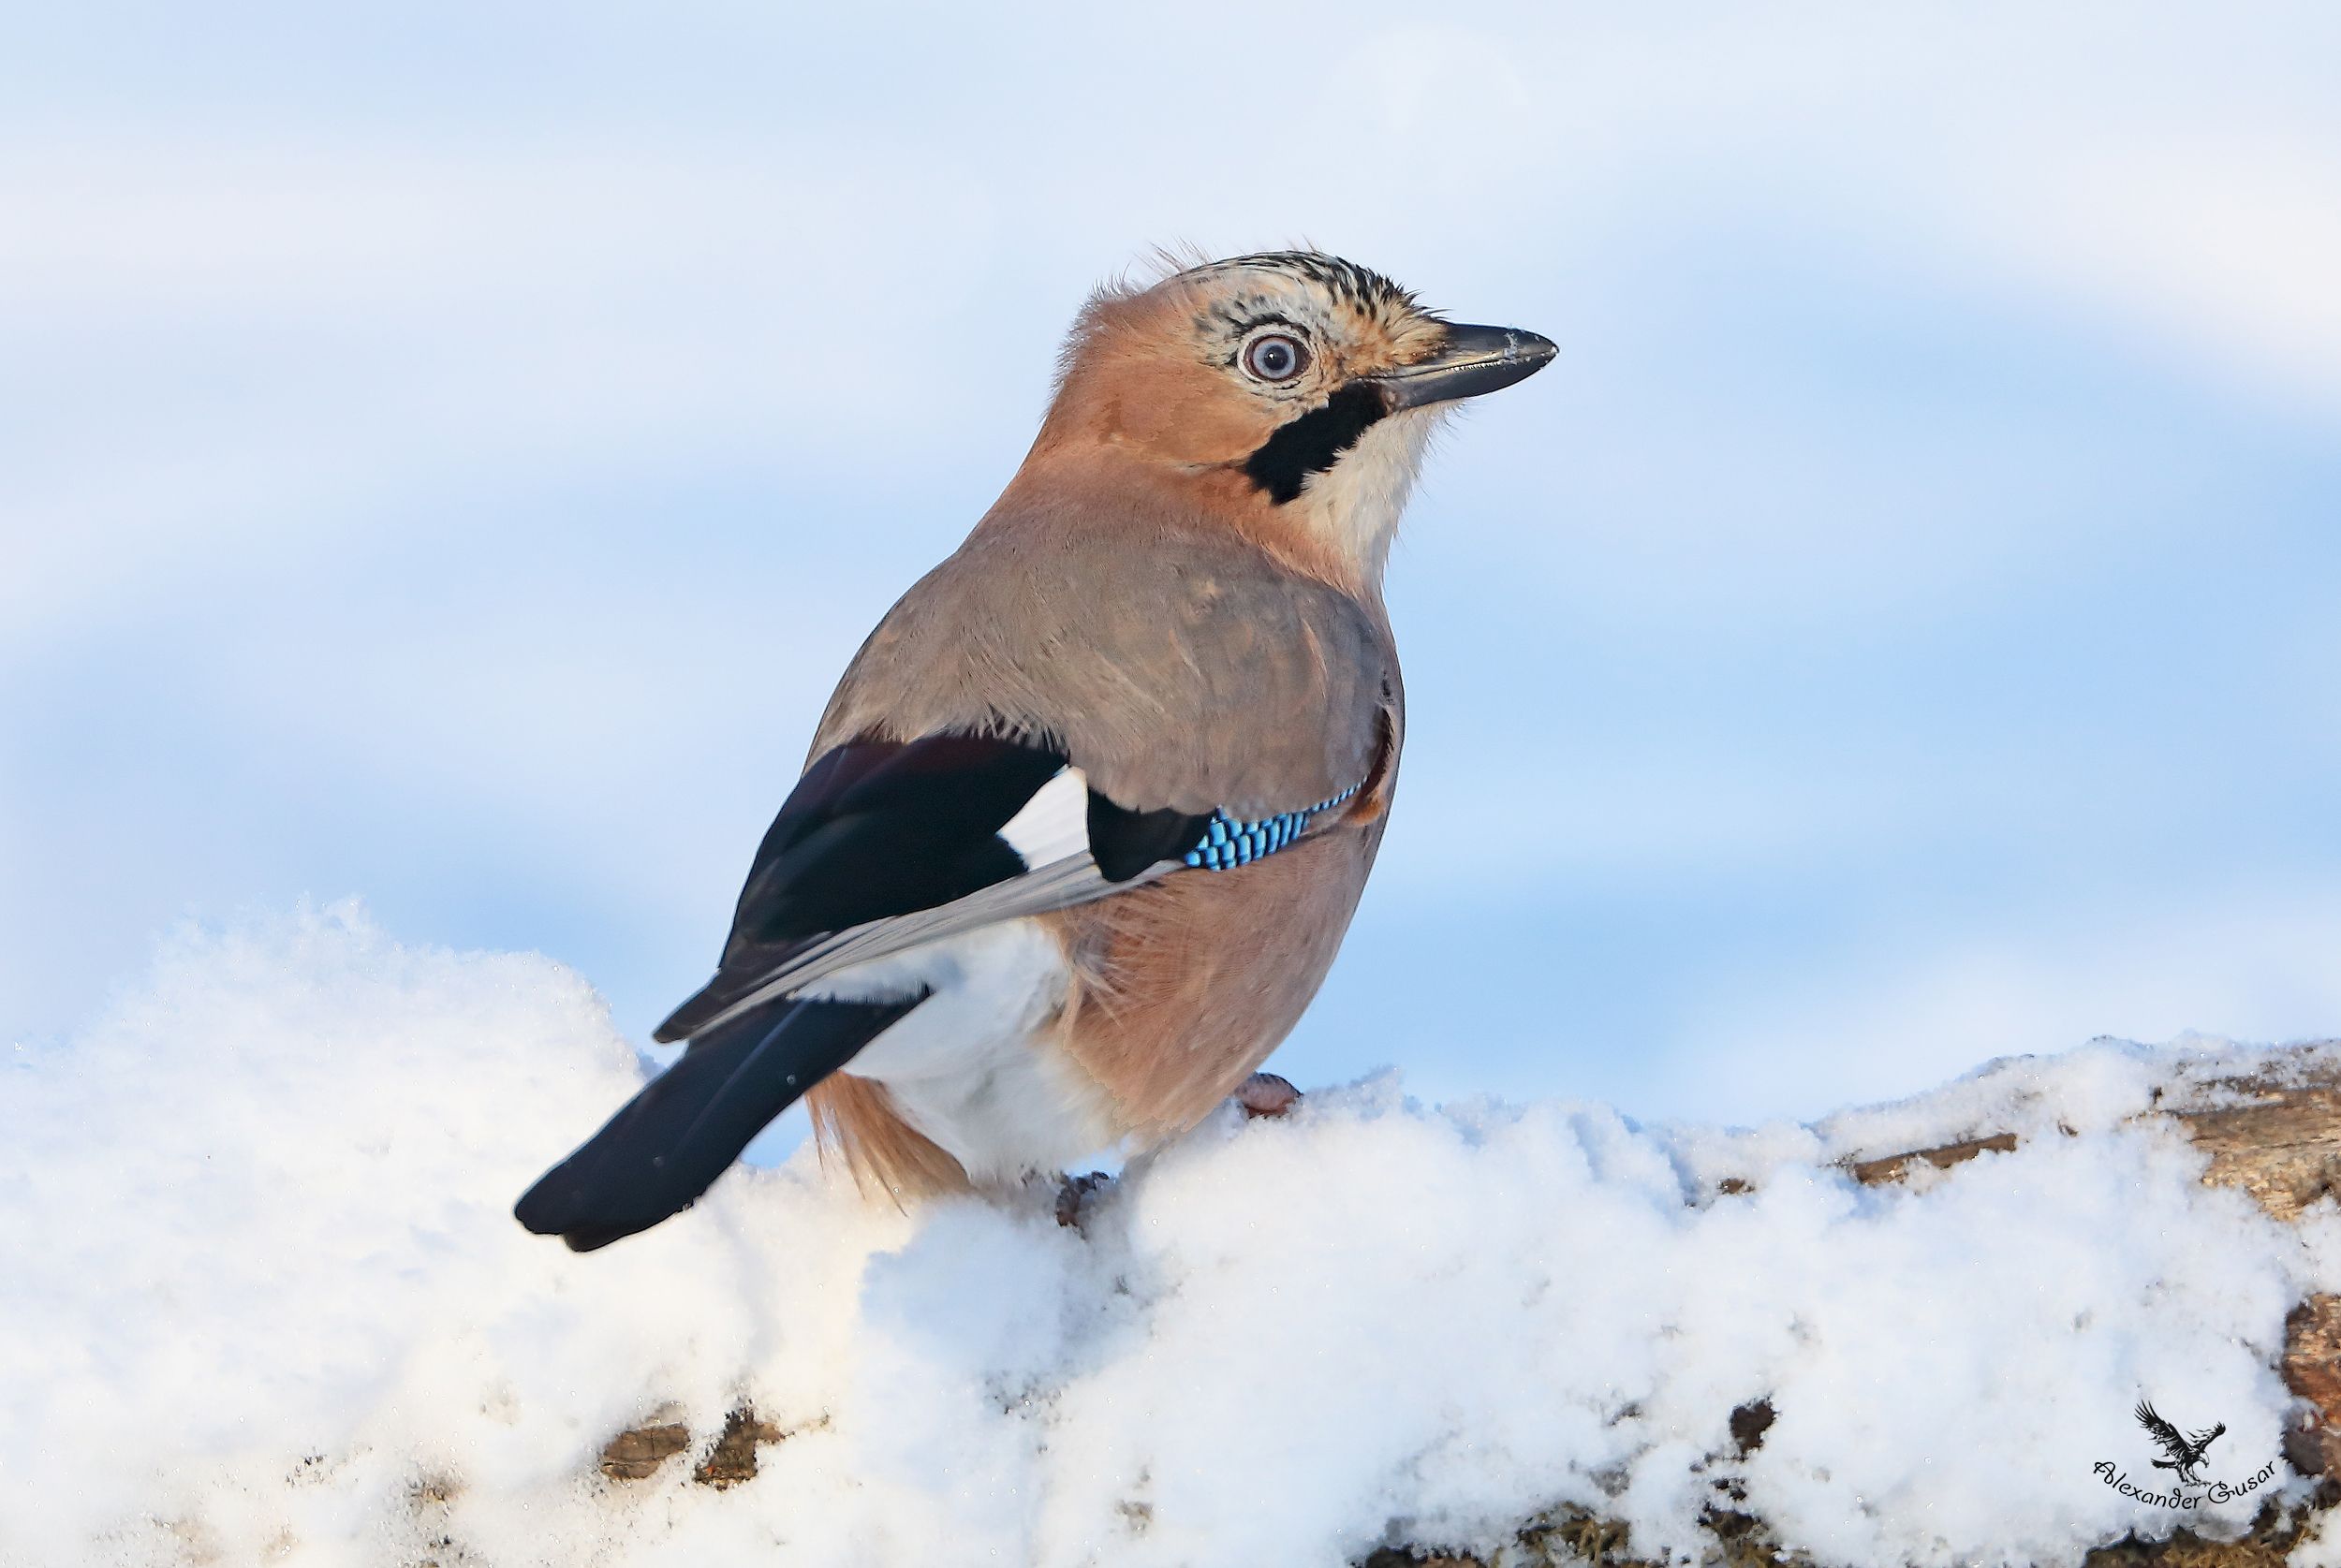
[1182,783,1362,872]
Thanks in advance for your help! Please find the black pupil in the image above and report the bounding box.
[1255,339,1293,376]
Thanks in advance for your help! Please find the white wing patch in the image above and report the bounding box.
[996,764,1091,869]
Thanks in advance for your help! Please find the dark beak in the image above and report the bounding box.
[1370,322,1556,411]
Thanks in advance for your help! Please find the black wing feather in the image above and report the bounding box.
[727,735,1067,950]
[515,992,923,1251]
[656,733,1211,1044]
[655,735,1070,1043]
[1086,794,1215,883]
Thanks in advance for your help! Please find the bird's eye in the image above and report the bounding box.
[1243,332,1309,384]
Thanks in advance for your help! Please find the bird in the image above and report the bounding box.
[2134,1400,2225,1485]
[514,251,1554,1251]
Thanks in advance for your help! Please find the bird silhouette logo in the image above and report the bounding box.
[2134,1400,2226,1486]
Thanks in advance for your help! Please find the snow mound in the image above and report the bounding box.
[5,905,2337,1566]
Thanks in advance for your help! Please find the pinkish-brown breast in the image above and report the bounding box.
[1044,784,1393,1144]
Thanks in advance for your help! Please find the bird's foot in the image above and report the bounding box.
[1055,1169,1111,1228]
[1236,1072,1301,1119]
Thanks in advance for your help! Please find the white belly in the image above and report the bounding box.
[797,918,1119,1182]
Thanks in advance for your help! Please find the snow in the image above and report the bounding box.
[6,902,2338,1566]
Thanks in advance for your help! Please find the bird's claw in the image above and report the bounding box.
[1055,1170,1111,1228]
[1236,1072,1301,1119]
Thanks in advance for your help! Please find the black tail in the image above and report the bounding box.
[514,993,924,1251]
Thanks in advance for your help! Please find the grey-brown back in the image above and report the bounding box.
[813,497,1401,818]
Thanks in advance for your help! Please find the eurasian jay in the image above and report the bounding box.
[517,252,1553,1250]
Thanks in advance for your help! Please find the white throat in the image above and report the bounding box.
[1297,406,1441,585]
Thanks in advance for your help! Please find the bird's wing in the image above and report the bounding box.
[655,732,1228,1043]
[2189,1425,2225,1450]
[659,515,1404,1046]
[519,730,1235,1248]
[2135,1401,2188,1458]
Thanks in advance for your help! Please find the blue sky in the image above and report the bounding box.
[5,2,2338,1133]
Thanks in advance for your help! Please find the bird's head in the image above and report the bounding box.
[1026,251,1554,590]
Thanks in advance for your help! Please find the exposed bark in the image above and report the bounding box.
[596,1405,788,1489]
[1844,1130,2020,1185]
[596,1415,689,1482]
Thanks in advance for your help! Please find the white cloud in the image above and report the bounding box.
[1668,891,2341,1121]
[1984,136,2341,416]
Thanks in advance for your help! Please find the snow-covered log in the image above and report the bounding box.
[587,1059,2341,1566]
[10,906,2341,1567]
